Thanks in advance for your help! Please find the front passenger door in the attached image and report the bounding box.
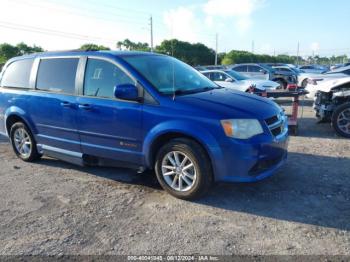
[76,58,143,164]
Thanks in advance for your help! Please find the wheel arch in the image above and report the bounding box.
[4,107,36,136]
[143,122,222,178]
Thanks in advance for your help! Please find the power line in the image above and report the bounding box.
[0,21,118,44]
[10,0,149,25]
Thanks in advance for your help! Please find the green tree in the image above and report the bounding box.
[155,39,215,66]
[0,42,44,64]
[116,39,150,51]
[80,43,110,51]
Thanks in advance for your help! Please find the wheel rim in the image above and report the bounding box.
[161,151,197,192]
[13,128,32,158]
[337,108,350,135]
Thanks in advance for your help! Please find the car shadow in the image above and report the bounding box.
[197,152,350,231]
[293,117,346,139]
[37,157,162,190]
[35,152,350,231]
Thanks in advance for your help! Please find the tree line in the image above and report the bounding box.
[1,40,348,69]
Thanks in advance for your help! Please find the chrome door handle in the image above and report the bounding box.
[60,101,71,108]
[78,104,92,110]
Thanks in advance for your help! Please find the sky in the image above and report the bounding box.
[0,0,349,57]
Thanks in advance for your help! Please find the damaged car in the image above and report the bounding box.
[313,77,350,138]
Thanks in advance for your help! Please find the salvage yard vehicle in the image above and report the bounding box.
[200,69,279,92]
[231,63,297,89]
[313,77,350,137]
[0,51,289,199]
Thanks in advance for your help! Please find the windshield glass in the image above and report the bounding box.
[225,70,248,80]
[122,55,218,95]
[260,64,275,73]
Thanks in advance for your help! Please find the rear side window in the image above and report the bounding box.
[248,65,261,72]
[1,59,34,88]
[233,65,247,72]
[36,58,79,94]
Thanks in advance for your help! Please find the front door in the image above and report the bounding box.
[76,57,143,164]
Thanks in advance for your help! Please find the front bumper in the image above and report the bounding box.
[213,131,289,183]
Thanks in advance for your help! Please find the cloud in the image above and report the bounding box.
[163,6,202,43]
[310,42,320,52]
[203,0,264,33]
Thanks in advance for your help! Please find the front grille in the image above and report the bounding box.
[265,115,278,125]
[265,111,287,137]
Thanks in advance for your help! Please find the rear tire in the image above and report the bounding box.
[301,79,308,88]
[10,122,41,162]
[154,138,213,200]
[331,103,350,138]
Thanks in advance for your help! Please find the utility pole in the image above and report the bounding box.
[251,40,255,53]
[150,16,154,52]
[215,33,218,65]
[296,42,300,66]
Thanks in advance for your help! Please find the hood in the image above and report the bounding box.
[174,88,281,119]
[309,76,350,93]
[240,79,279,89]
[306,73,347,81]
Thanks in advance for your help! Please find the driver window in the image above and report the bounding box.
[84,58,134,98]
[212,72,227,81]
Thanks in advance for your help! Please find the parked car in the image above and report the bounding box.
[230,63,297,89]
[201,69,280,92]
[195,65,227,71]
[298,65,328,74]
[0,51,288,199]
[305,66,350,97]
[312,76,350,138]
[272,65,319,88]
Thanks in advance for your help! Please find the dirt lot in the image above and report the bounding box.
[0,99,349,256]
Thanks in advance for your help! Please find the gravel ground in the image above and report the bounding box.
[0,99,349,256]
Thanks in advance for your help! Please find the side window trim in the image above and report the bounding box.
[1,58,35,89]
[79,55,158,105]
[34,56,81,95]
[81,56,138,100]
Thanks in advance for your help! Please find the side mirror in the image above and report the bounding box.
[114,84,141,102]
[225,78,233,82]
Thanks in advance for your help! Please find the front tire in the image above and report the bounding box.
[10,122,41,162]
[331,103,350,138]
[154,138,213,200]
[276,79,287,89]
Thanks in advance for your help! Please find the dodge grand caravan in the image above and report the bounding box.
[0,51,288,199]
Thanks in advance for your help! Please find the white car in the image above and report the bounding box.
[272,66,321,87]
[306,76,350,98]
[201,69,280,92]
[305,66,350,93]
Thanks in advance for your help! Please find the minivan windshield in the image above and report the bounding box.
[122,55,219,95]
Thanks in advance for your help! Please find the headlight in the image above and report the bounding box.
[221,119,264,139]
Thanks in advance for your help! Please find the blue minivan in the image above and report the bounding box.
[0,51,288,199]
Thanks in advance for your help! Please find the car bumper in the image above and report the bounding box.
[213,132,289,183]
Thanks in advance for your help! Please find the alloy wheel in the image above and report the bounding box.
[161,151,197,192]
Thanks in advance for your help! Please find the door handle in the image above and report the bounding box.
[60,101,71,108]
[78,104,92,110]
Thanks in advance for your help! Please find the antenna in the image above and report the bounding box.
[215,33,218,65]
[170,17,176,100]
[150,16,154,52]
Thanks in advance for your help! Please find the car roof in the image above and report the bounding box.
[330,65,350,73]
[6,50,163,63]
[200,69,227,73]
